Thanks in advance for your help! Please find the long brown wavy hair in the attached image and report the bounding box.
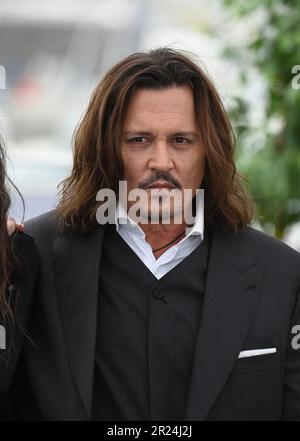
[0,137,22,329]
[57,47,254,234]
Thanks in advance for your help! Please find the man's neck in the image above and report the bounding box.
[138,221,188,259]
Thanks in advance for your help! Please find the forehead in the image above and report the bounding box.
[123,85,197,130]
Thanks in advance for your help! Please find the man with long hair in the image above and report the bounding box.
[0,137,39,419]
[20,47,300,421]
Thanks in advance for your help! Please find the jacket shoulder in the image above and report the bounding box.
[244,226,300,269]
[24,209,60,243]
[246,226,299,253]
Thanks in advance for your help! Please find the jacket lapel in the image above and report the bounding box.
[53,224,105,419]
[184,227,265,421]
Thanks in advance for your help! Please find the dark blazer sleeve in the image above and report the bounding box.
[0,231,39,420]
[10,232,40,352]
[10,210,60,420]
[283,286,300,420]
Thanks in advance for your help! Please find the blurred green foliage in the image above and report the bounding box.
[223,0,300,238]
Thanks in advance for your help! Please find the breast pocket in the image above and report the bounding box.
[232,351,281,375]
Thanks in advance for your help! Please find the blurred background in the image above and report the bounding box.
[0,0,299,249]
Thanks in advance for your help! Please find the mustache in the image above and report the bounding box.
[138,172,182,189]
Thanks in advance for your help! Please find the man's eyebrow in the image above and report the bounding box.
[123,130,200,137]
[171,131,200,137]
[123,130,153,136]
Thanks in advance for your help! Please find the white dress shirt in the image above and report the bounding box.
[114,199,204,280]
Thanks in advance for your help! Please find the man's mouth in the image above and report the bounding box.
[145,182,176,189]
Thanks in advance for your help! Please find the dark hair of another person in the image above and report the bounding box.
[57,46,255,235]
[0,136,22,330]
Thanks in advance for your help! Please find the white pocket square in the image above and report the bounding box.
[238,348,277,358]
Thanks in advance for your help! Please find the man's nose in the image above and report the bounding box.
[148,140,174,171]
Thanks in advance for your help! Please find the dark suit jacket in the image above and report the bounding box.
[18,209,300,421]
[0,232,39,420]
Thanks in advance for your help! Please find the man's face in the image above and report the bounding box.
[120,85,205,223]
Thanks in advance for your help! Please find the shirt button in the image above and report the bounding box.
[152,288,164,300]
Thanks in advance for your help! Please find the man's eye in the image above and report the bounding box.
[174,137,190,144]
[128,137,146,143]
